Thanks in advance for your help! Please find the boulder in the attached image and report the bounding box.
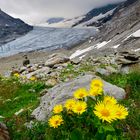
[116,51,140,65]
[70,58,81,65]
[45,53,69,67]
[26,67,50,79]
[32,74,126,121]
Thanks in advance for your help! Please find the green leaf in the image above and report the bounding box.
[106,134,112,140]
[103,125,115,132]
[98,126,104,133]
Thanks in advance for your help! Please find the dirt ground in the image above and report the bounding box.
[0,48,70,75]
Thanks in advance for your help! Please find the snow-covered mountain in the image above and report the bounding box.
[40,3,123,28]
[69,0,140,59]
[46,18,64,24]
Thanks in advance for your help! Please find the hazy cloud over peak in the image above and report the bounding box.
[0,0,126,24]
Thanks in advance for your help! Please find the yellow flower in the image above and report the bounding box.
[72,101,87,115]
[115,104,128,120]
[103,96,117,105]
[53,104,63,114]
[29,76,36,81]
[14,73,20,78]
[48,115,63,128]
[90,79,103,88]
[89,87,103,96]
[73,88,88,99]
[21,75,27,79]
[93,101,117,123]
[65,99,76,111]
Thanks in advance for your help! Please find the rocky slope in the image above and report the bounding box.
[68,0,140,60]
[72,3,121,27]
[0,9,33,46]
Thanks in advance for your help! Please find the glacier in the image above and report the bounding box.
[0,26,97,58]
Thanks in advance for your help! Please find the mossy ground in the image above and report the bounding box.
[0,64,140,140]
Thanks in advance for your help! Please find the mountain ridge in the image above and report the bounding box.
[0,9,33,46]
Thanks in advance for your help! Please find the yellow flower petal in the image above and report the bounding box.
[94,101,117,123]
[48,115,63,128]
[14,73,20,78]
[53,104,63,114]
[65,99,76,111]
[72,101,87,115]
[29,76,37,81]
[89,87,103,96]
[74,88,88,99]
[103,96,117,105]
[90,79,103,89]
[115,104,128,120]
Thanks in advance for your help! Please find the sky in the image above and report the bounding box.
[0,0,126,24]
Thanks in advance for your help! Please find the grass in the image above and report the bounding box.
[0,67,140,140]
[0,77,47,139]
[60,63,95,81]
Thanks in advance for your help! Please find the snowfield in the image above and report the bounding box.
[124,29,140,41]
[70,40,111,59]
[0,26,97,57]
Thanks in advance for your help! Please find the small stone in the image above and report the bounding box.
[96,68,110,76]
[0,122,10,140]
[19,66,27,73]
[70,58,81,65]
[15,109,24,116]
[105,66,118,73]
[23,56,30,66]
[45,78,58,86]
[24,121,34,129]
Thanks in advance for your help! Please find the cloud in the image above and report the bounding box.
[0,0,126,24]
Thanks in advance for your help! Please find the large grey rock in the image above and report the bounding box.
[32,74,126,121]
[116,51,140,65]
[45,53,69,67]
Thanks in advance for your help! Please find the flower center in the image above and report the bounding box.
[101,109,110,117]
[94,84,100,87]
[79,93,84,97]
[77,106,82,112]
[54,120,59,125]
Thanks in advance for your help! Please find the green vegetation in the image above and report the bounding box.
[60,63,94,81]
[100,72,140,140]
[0,66,140,140]
[0,77,46,139]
